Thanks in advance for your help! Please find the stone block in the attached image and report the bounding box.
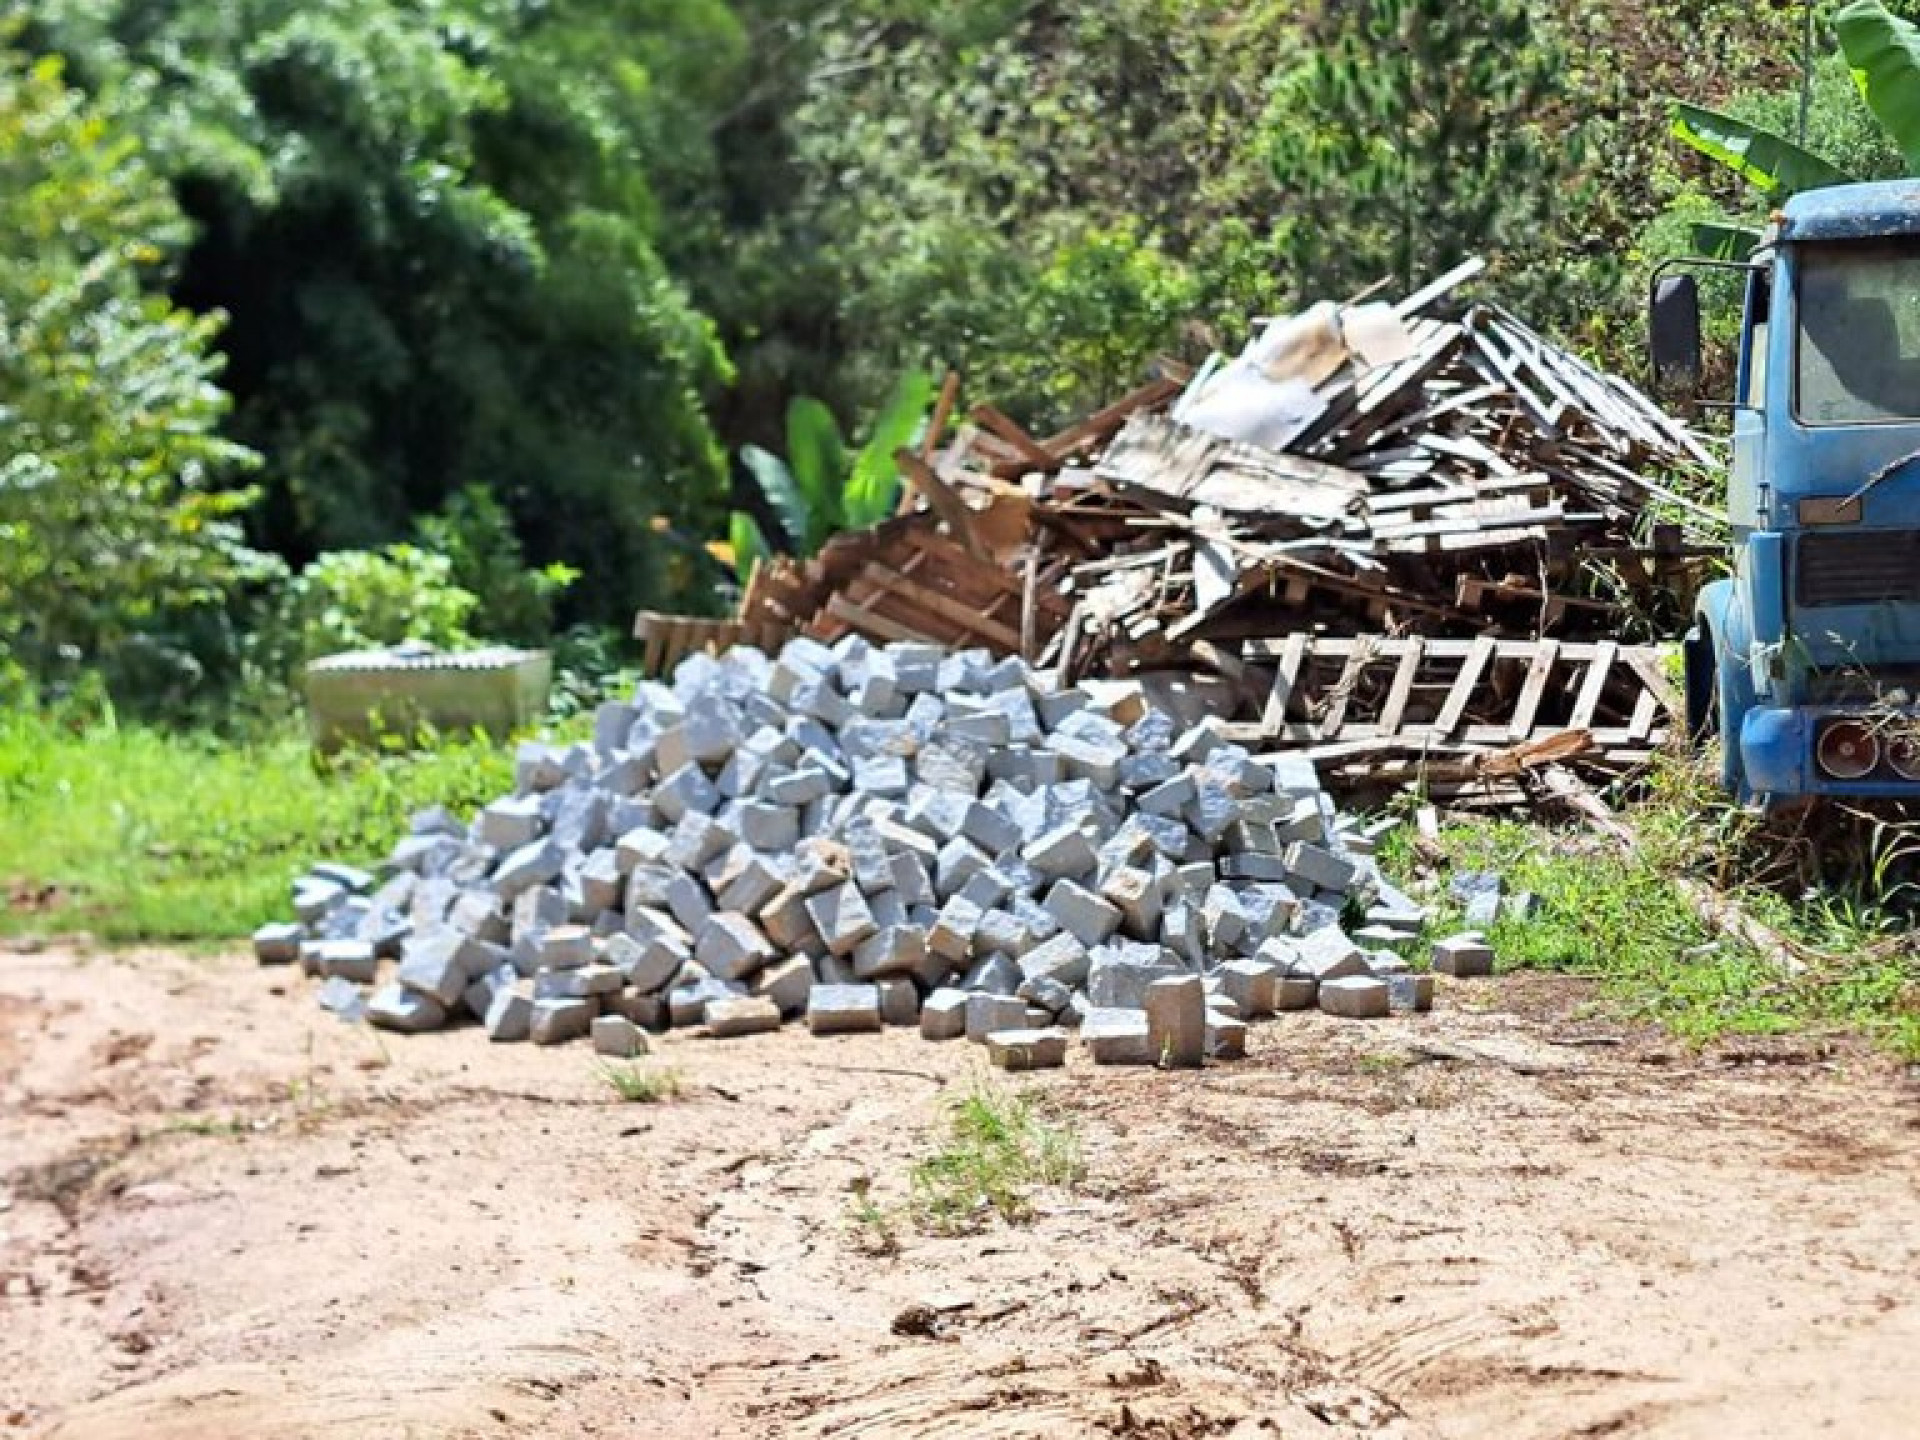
[718,852,783,917]
[538,924,595,971]
[853,923,929,980]
[852,754,910,797]
[1044,878,1122,947]
[1101,867,1162,940]
[313,939,379,984]
[1145,975,1206,1068]
[1273,975,1318,1011]
[1219,958,1277,1019]
[972,908,1028,958]
[592,1014,648,1057]
[316,976,367,1022]
[1318,975,1390,1019]
[1024,823,1098,880]
[1016,972,1074,1016]
[986,1027,1069,1071]
[962,951,1022,995]
[654,763,720,824]
[1086,948,1183,1009]
[1432,933,1495,978]
[484,986,533,1041]
[919,988,971,1040]
[1018,931,1091,990]
[966,992,1030,1044]
[807,983,883,1035]
[696,913,775,982]
[1293,925,1365,983]
[1387,973,1435,1013]
[367,983,447,1034]
[934,837,992,900]
[493,838,566,902]
[1286,841,1358,895]
[928,894,984,964]
[253,921,306,966]
[752,955,815,1017]
[805,882,878,957]
[706,994,784,1038]
[878,976,921,1026]
[1082,1007,1154,1065]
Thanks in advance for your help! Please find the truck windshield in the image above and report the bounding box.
[1796,240,1920,426]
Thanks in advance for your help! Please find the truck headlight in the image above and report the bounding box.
[1816,719,1881,781]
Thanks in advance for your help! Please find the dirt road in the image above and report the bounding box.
[3,942,1917,1439]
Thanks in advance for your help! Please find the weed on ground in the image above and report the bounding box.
[1383,754,1920,1059]
[908,1080,1083,1235]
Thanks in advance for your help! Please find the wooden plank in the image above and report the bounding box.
[858,561,1025,652]
[1628,688,1661,742]
[969,405,1057,469]
[1508,639,1560,741]
[1394,256,1487,318]
[823,592,936,645]
[1377,639,1425,736]
[1316,642,1378,738]
[1434,635,1497,738]
[1568,640,1619,730]
[893,451,989,560]
[1260,633,1310,734]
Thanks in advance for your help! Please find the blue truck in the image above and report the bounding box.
[1652,178,1920,806]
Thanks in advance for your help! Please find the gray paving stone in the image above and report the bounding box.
[1145,975,1206,1068]
[592,1014,648,1057]
[696,913,775,981]
[807,983,883,1035]
[986,1027,1069,1071]
[1318,975,1390,1019]
[919,988,971,1040]
[706,994,784,1037]
[484,986,533,1041]
[1432,933,1495,977]
[1082,1006,1154,1065]
[367,983,447,1034]
[966,992,1030,1044]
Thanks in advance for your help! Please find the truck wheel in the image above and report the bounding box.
[1683,625,1715,743]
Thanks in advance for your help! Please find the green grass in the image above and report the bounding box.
[0,708,515,945]
[1380,756,1920,1060]
[908,1081,1082,1234]
[596,1061,682,1103]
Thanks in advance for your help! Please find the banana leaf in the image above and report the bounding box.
[1837,0,1920,175]
[785,397,848,549]
[740,445,809,555]
[1669,100,1853,199]
[844,369,933,529]
[726,510,768,587]
[1690,221,1764,261]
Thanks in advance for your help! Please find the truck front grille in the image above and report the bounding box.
[1796,530,1920,608]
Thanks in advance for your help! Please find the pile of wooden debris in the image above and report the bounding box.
[641,260,1720,804]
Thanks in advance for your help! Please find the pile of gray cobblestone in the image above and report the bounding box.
[257,639,1495,1068]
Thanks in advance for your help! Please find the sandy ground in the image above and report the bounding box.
[2,940,1918,1440]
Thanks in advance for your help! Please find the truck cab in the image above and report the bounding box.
[1657,179,1920,805]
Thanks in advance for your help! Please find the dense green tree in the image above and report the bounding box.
[1262,0,1574,304]
[28,0,739,622]
[0,45,259,694]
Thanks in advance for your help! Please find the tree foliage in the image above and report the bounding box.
[30,0,738,625]
[0,46,259,692]
[1262,0,1575,303]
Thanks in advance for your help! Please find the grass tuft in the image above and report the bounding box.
[1381,752,1920,1060]
[596,1062,682,1103]
[908,1080,1082,1234]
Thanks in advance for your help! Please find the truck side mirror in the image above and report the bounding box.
[1650,274,1703,399]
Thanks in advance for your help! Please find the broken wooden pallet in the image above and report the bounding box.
[1224,634,1675,777]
